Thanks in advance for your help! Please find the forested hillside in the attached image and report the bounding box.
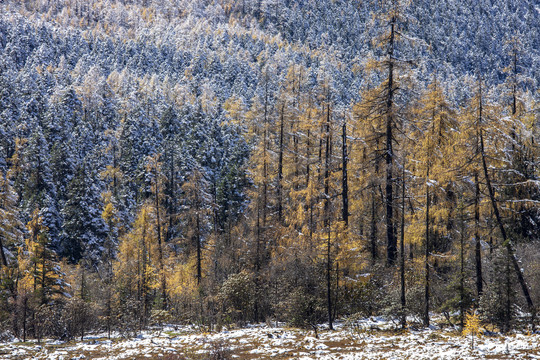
[0,0,539,341]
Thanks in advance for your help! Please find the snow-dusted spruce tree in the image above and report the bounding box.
[62,164,107,265]
[19,126,62,252]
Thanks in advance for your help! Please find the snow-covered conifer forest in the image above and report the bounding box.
[1,0,540,358]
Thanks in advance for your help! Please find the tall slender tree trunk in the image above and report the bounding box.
[196,211,201,284]
[254,197,261,323]
[318,121,324,185]
[40,247,46,306]
[370,191,377,261]
[400,163,406,329]
[255,75,270,321]
[512,50,517,117]
[504,246,512,333]
[459,207,465,330]
[22,297,27,342]
[306,128,311,189]
[0,173,8,266]
[333,261,339,321]
[324,104,333,330]
[342,120,349,226]
[154,165,167,309]
[424,164,430,327]
[277,104,285,224]
[263,77,269,232]
[385,15,397,265]
[167,152,175,244]
[293,75,300,189]
[474,171,483,298]
[140,215,148,330]
[0,235,7,267]
[306,128,314,241]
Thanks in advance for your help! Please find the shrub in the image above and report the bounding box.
[280,288,325,329]
[207,340,232,360]
[217,271,254,325]
[63,297,97,340]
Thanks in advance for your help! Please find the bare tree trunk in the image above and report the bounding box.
[385,15,397,265]
[141,213,149,331]
[254,74,270,321]
[277,104,285,224]
[504,246,512,333]
[424,164,430,327]
[459,207,465,330]
[0,235,7,267]
[342,121,349,226]
[254,194,262,323]
[154,165,167,309]
[306,128,311,189]
[400,163,406,329]
[333,261,339,321]
[196,212,201,285]
[167,152,175,244]
[474,171,483,298]
[263,76,269,233]
[22,297,27,342]
[370,189,377,261]
[306,128,314,241]
[324,104,333,330]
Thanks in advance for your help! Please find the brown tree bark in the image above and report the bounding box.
[400,163,406,329]
[474,171,483,298]
[424,165,430,327]
[385,14,397,265]
[324,104,333,330]
[342,121,349,226]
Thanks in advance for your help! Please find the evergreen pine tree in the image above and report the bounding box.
[62,164,107,264]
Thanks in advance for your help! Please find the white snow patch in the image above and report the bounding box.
[1,321,540,359]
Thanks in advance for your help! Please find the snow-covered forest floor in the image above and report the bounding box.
[1,318,540,360]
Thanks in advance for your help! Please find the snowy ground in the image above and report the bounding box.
[1,318,540,359]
